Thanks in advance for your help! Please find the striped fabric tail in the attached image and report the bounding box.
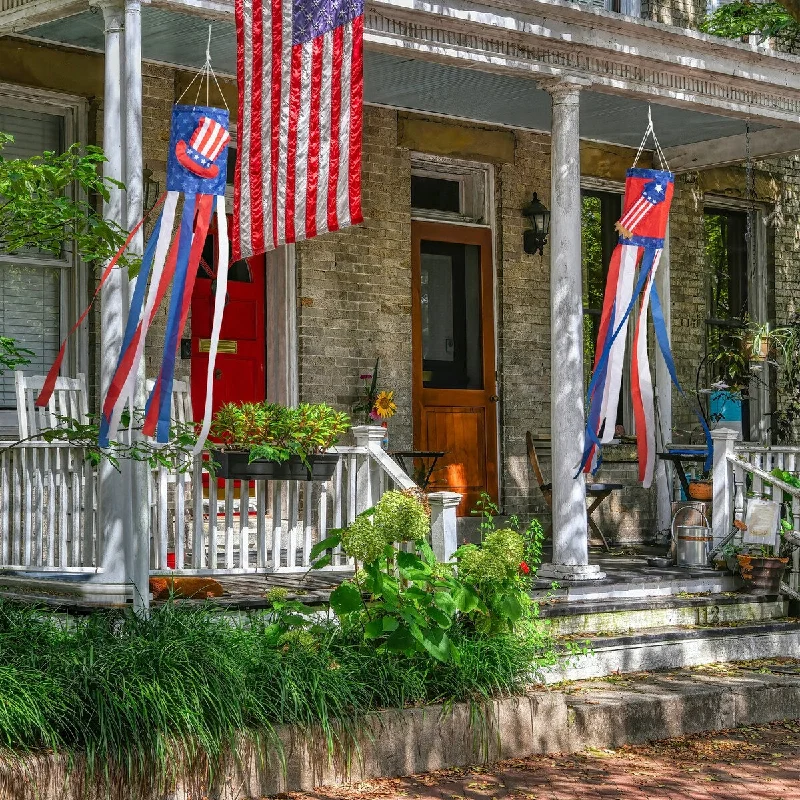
[631,248,662,488]
[194,195,230,454]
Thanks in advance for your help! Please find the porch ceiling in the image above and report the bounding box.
[24,7,776,150]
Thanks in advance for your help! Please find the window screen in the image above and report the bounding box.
[0,106,66,409]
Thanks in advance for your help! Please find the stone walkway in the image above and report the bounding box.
[285,719,800,800]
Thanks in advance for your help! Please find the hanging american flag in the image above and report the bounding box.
[233,0,364,259]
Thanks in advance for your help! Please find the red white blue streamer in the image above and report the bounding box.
[37,105,231,455]
[580,167,712,487]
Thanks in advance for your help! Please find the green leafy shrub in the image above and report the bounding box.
[210,401,350,464]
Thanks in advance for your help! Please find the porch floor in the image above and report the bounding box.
[0,545,735,612]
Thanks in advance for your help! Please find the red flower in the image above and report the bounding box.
[519,561,530,575]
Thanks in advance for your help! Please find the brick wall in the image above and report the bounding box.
[642,0,706,29]
[294,107,414,449]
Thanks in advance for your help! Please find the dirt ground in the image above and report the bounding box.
[284,719,800,800]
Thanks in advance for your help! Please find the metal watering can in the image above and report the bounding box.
[671,505,712,568]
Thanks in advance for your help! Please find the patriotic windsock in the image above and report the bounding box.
[36,105,231,454]
[580,167,712,487]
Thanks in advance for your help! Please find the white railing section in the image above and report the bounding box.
[713,429,800,593]
[0,441,99,572]
[1,426,461,578]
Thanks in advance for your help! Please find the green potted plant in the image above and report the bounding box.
[209,402,350,481]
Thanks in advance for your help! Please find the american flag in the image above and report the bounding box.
[233,0,364,259]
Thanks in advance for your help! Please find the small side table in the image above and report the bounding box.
[657,450,709,500]
[388,450,446,489]
[586,483,623,552]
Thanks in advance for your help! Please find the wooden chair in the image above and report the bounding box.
[15,371,89,439]
[525,431,619,551]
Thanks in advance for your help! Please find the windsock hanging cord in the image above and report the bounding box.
[36,25,232,455]
[578,109,712,488]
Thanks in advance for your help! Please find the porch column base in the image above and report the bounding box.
[537,562,606,582]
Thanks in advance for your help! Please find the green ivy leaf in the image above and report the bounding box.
[419,627,454,663]
[396,551,425,570]
[364,617,385,639]
[383,624,415,654]
[499,592,523,621]
[453,585,481,613]
[382,616,399,632]
[310,533,342,560]
[433,591,457,615]
[330,582,362,615]
[428,607,453,629]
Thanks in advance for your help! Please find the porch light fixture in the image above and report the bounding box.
[522,192,550,256]
[143,166,160,212]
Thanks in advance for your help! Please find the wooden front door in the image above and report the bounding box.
[411,221,498,516]
[190,216,266,421]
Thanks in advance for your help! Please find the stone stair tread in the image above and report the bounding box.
[562,619,800,649]
[538,592,782,618]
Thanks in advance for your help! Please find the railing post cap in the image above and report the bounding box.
[427,491,463,507]
[351,425,387,442]
[711,427,741,441]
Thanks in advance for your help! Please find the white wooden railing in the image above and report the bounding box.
[0,426,461,579]
[712,429,800,594]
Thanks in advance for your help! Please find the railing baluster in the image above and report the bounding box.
[752,453,763,498]
[46,447,55,566]
[1,449,9,564]
[175,468,186,570]
[256,480,267,569]
[302,481,313,568]
[157,465,168,571]
[240,480,251,570]
[224,479,235,569]
[35,448,46,567]
[22,447,33,566]
[272,481,283,569]
[209,475,219,570]
[318,480,328,551]
[71,451,80,567]
[733,463,746,527]
[58,448,68,568]
[192,455,205,569]
[288,481,299,569]
[85,456,97,567]
[348,453,357,524]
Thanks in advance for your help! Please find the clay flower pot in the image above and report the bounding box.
[737,554,788,595]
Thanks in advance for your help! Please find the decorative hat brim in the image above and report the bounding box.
[175,140,220,179]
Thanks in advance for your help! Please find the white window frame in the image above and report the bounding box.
[0,82,88,431]
[410,154,490,227]
[703,194,771,443]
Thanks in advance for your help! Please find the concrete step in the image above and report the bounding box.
[532,568,743,602]
[543,619,800,682]
[539,593,789,635]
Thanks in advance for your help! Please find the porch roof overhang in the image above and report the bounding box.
[3,0,800,164]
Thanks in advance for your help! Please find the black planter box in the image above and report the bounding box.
[210,450,340,481]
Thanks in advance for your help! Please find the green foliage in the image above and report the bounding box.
[0,336,33,376]
[701,2,800,47]
[315,491,550,658]
[1,410,200,473]
[0,597,558,793]
[0,132,134,273]
[210,401,350,464]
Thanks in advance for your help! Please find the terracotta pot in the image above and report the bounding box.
[688,480,713,501]
[736,555,788,595]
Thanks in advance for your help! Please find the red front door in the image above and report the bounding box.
[191,216,266,420]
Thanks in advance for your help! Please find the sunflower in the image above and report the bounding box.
[373,390,397,419]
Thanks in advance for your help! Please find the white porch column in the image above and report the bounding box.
[711,427,738,548]
[125,0,150,613]
[93,0,132,596]
[538,78,604,582]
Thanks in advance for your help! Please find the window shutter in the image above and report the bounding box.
[0,107,66,409]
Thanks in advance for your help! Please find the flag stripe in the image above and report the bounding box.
[305,35,324,240]
[235,1,364,256]
[327,24,344,233]
[349,15,363,225]
[315,31,334,237]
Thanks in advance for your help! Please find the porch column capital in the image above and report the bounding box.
[91,0,125,29]
[538,76,592,104]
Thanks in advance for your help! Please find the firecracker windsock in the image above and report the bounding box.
[579,167,712,487]
[35,105,232,455]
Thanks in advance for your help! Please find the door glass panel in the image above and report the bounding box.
[420,241,482,389]
[197,233,253,283]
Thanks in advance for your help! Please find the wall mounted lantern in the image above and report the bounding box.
[143,165,161,212]
[522,192,550,256]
